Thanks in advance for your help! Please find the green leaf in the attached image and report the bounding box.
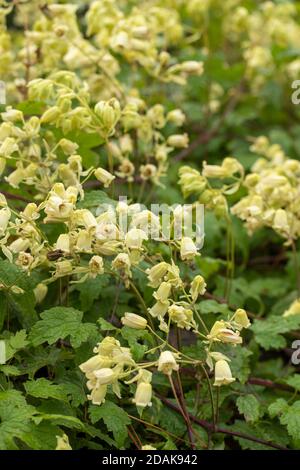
[285,375,300,391]
[75,275,110,311]
[236,395,261,422]
[268,399,289,419]
[251,315,300,350]
[16,100,45,115]
[24,378,70,402]
[270,400,300,442]
[226,345,252,384]
[0,391,36,450]
[0,260,37,328]
[34,413,84,430]
[20,422,60,450]
[98,317,118,331]
[28,307,97,348]
[19,346,64,379]
[0,389,28,407]
[89,401,130,447]
[158,406,186,437]
[279,401,300,441]
[5,330,29,361]
[77,190,116,211]
[120,326,151,361]
[229,420,289,450]
[197,299,231,315]
[0,365,21,376]
[0,402,34,449]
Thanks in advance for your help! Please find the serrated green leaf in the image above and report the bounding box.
[98,317,118,331]
[20,422,60,450]
[0,393,36,450]
[0,365,22,376]
[28,307,97,348]
[197,299,231,315]
[0,260,37,328]
[251,315,300,350]
[77,190,116,211]
[25,378,70,402]
[237,395,260,422]
[285,375,300,391]
[278,401,300,441]
[75,276,110,312]
[35,413,84,430]
[120,326,151,361]
[89,401,130,447]
[229,420,288,450]
[5,330,29,361]
[268,399,289,419]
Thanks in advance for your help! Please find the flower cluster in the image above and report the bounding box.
[231,136,300,243]
[79,333,183,410]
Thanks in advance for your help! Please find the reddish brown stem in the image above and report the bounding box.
[157,395,288,450]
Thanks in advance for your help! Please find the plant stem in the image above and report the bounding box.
[157,395,288,450]
[291,240,300,297]
[200,364,216,430]
[129,281,155,330]
[169,375,196,449]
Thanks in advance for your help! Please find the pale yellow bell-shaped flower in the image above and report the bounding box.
[125,228,147,250]
[158,350,179,375]
[207,320,242,345]
[190,275,206,301]
[180,236,198,261]
[93,368,115,385]
[88,384,107,405]
[0,207,10,236]
[79,355,112,376]
[153,282,172,303]
[214,360,235,387]
[133,382,152,408]
[146,262,169,288]
[233,308,251,329]
[89,255,104,277]
[55,234,70,253]
[149,300,169,319]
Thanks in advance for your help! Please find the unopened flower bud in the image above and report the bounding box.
[121,312,147,330]
[41,106,60,124]
[167,109,186,126]
[167,133,189,148]
[94,168,115,188]
[34,283,48,304]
